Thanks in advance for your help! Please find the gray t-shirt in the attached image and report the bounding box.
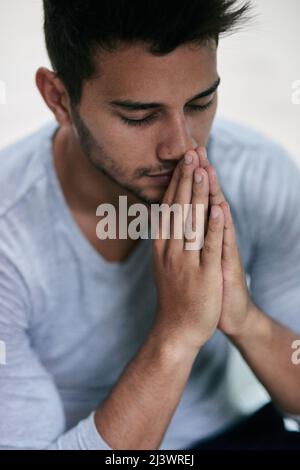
[0,118,300,450]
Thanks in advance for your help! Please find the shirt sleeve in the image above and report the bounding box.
[0,253,112,450]
[245,142,300,427]
[247,141,300,334]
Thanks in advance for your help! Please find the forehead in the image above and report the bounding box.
[89,42,217,102]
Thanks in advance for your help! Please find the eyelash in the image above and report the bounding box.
[120,100,214,127]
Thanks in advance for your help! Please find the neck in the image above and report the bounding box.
[53,124,139,214]
[52,124,145,262]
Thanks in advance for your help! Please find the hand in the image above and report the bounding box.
[195,146,253,337]
[218,200,252,336]
[152,150,225,352]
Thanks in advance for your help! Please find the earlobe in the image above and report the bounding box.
[35,67,72,126]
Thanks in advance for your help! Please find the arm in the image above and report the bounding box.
[0,252,111,450]
[228,303,300,415]
[224,143,300,415]
[93,151,225,450]
[197,143,300,416]
[94,323,197,450]
[1,150,226,450]
[0,265,196,451]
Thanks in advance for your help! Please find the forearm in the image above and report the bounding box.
[94,321,199,450]
[228,303,300,414]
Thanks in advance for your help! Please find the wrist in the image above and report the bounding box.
[149,318,201,364]
[227,302,271,345]
[226,301,258,341]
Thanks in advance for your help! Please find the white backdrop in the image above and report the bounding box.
[0,0,300,413]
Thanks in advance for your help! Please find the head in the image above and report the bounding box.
[37,0,250,205]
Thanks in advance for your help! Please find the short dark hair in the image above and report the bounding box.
[43,0,251,105]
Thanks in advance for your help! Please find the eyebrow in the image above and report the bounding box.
[109,77,221,111]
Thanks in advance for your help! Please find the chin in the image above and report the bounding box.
[140,191,166,206]
[125,184,165,206]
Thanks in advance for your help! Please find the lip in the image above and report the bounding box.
[149,171,173,177]
[147,172,173,186]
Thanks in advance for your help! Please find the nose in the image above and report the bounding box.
[157,113,197,162]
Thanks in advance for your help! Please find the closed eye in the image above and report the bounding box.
[120,99,215,127]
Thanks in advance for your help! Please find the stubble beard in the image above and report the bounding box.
[71,107,163,207]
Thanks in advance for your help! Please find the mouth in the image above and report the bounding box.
[147,171,174,186]
[148,170,174,177]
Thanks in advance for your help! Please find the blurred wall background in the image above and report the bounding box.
[1,0,299,162]
[0,0,299,414]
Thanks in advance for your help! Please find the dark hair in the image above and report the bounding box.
[43,0,251,105]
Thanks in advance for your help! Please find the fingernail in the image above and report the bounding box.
[184,152,193,165]
[211,206,220,219]
[194,170,203,183]
[202,148,208,161]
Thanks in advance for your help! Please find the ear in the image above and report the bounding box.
[35,67,72,126]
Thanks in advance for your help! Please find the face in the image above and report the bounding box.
[71,41,219,205]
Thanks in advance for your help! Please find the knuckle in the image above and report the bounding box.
[180,164,192,180]
[192,178,202,193]
[193,178,207,196]
[208,221,220,233]
[203,241,215,256]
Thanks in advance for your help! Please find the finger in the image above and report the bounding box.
[201,204,224,270]
[157,151,198,252]
[157,164,182,250]
[220,201,238,264]
[196,146,210,169]
[184,167,209,256]
[152,208,164,255]
[162,150,199,207]
[195,147,226,206]
[161,161,181,207]
[167,150,199,252]
[205,164,226,206]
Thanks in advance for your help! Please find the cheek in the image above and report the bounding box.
[96,113,151,154]
[198,100,217,134]
[98,118,154,174]
[106,119,156,168]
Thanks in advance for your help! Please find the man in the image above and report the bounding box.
[0,0,300,450]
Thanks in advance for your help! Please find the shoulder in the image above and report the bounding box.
[209,118,300,242]
[210,117,297,167]
[0,122,59,316]
[0,121,58,219]
[210,117,300,199]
